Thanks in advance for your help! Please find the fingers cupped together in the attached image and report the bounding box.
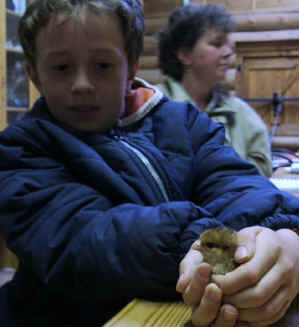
[191,284,239,327]
[182,264,212,306]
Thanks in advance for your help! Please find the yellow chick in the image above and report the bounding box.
[196,227,238,274]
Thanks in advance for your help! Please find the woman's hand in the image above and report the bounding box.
[213,227,299,327]
[177,240,239,327]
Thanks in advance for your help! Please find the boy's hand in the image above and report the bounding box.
[213,227,299,326]
[178,241,239,326]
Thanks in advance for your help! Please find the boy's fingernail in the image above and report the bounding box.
[176,273,185,292]
[223,307,237,321]
[207,288,221,303]
[235,246,248,260]
[198,266,211,279]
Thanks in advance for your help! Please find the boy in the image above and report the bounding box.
[0,1,298,326]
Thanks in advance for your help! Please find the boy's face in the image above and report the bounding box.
[28,11,137,132]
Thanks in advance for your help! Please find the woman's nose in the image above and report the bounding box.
[222,43,234,57]
[71,69,95,93]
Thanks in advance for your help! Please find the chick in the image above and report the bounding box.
[196,227,238,274]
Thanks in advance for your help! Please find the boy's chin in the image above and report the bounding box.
[60,120,115,133]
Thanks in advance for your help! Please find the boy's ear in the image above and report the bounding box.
[26,63,42,93]
[176,48,192,66]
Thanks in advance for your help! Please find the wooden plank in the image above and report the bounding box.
[226,0,253,11]
[276,124,299,137]
[0,241,18,269]
[237,52,299,130]
[255,0,299,10]
[146,11,299,36]
[224,0,253,11]
[136,69,165,85]
[236,42,299,58]
[233,11,299,31]
[232,6,299,17]
[191,0,253,10]
[165,0,299,13]
[223,0,299,11]
[189,1,299,12]
[145,17,167,36]
[144,0,182,17]
[139,56,159,70]
[231,29,299,43]
[245,58,296,70]
[102,297,299,327]
[143,36,158,56]
[29,81,40,107]
[103,299,192,327]
[272,136,299,150]
[0,232,18,269]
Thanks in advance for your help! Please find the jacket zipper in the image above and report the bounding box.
[117,138,169,202]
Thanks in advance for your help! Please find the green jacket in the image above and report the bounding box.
[158,77,272,177]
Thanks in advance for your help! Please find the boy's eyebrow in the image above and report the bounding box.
[46,48,121,58]
[89,48,121,56]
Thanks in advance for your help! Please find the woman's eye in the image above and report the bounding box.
[212,42,223,48]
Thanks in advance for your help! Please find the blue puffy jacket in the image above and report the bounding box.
[0,81,298,326]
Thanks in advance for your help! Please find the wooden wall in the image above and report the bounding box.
[140,0,299,147]
[190,0,299,11]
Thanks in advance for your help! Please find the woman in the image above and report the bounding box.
[158,4,272,177]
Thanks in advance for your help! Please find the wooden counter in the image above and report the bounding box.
[103,295,299,327]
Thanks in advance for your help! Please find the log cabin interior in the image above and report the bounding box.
[140,0,299,152]
[1,0,299,283]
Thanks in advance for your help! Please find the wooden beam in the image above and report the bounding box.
[254,0,299,10]
[272,136,299,150]
[233,11,299,31]
[136,69,164,85]
[139,56,159,70]
[145,11,299,36]
[143,36,158,56]
[232,29,299,43]
[145,17,167,36]
[144,0,181,17]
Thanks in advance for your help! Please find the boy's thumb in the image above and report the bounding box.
[235,226,262,263]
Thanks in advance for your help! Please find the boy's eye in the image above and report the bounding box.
[51,64,68,72]
[95,62,112,70]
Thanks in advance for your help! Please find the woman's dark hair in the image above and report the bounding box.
[158,4,235,81]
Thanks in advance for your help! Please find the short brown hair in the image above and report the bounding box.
[18,0,144,69]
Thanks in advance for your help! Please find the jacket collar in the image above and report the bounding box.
[118,78,164,127]
[162,77,237,116]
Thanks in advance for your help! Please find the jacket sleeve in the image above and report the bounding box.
[234,98,272,177]
[186,107,299,235]
[0,133,218,302]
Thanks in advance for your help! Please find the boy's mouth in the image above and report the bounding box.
[69,105,99,112]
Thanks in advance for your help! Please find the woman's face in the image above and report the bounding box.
[178,29,234,85]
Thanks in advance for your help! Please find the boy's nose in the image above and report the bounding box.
[71,70,95,93]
